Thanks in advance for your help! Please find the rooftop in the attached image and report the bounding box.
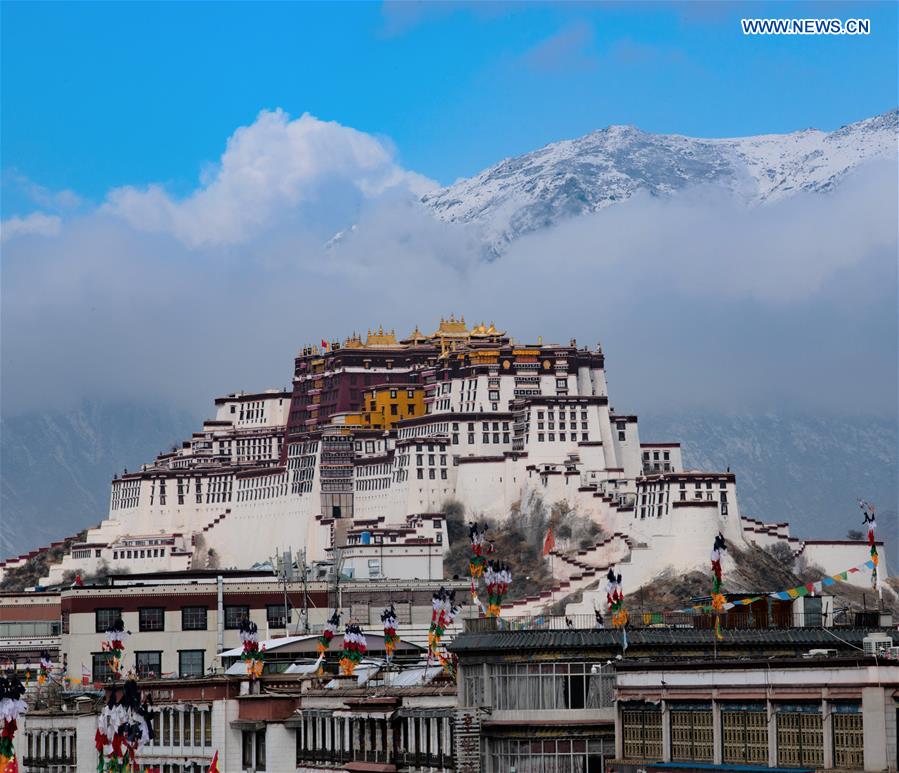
[448,626,893,654]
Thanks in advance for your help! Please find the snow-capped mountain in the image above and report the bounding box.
[422,109,897,254]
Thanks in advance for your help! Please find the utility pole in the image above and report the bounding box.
[298,548,311,634]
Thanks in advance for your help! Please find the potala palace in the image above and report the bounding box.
[9,317,886,605]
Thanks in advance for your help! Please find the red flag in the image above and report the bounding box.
[321,339,329,350]
[209,751,221,773]
[543,527,555,556]
[71,574,83,587]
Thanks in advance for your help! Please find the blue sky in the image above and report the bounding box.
[2,0,896,215]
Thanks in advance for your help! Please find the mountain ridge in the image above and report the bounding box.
[422,108,898,254]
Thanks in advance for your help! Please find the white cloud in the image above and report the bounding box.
[2,170,83,213]
[1,113,895,422]
[102,109,436,247]
[0,212,62,242]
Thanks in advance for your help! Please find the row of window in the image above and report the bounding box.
[486,737,612,773]
[465,663,614,711]
[150,706,213,748]
[92,649,204,681]
[536,432,590,443]
[94,604,287,633]
[622,703,862,769]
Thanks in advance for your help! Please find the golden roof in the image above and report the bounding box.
[365,326,398,347]
[434,313,468,338]
[343,332,364,349]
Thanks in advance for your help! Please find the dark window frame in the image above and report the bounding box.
[135,650,162,679]
[138,606,165,632]
[181,606,208,631]
[178,649,205,678]
[224,605,250,630]
[95,608,123,633]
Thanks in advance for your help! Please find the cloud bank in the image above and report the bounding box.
[2,110,896,422]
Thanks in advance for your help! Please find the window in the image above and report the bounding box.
[368,559,381,578]
[135,651,162,678]
[243,728,266,771]
[92,652,114,683]
[242,730,254,769]
[776,708,823,768]
[225,606,250,629]
[181,606,208,631]
[95,608,122,633]
[618,431,626,441]
[179,650,204,678]
[139,607,165,632]
[832,706,863,769]
[622,705,663,760]
[256,728,266,770]
[489,390,499,401]
[722,707,768,765]
[670,705,713,761]
[266,603,291,629]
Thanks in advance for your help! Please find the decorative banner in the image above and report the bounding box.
[239,619,264,679]
[606,568,628,628]
[317,610,341,655]
[101,618,130,680]
[339,623,367,676]
[484,561,511,618]
[0,674,27,771]
[380,605,399,657]
[38,651,52,686]
[95,678,155,773]
[859,499,881,595]
[468,522,489,579]
[710,533,727,641]
[543,526,556,556]
[672,558,877,615]
[209,750,221,773]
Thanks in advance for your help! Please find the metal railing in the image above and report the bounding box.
[462,609,885,634]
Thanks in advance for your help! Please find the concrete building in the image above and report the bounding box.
[449,619,898,773]
[20,660,457,773]
[55,570,469,684]
[610,653,898,772]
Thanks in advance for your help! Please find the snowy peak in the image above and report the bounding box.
[422,109,898,254]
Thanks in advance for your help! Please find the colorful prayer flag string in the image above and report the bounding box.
[710,533,727,641]
[484,561,511,618]
[427,587,461,675]
[339,623,367,676]
[95,678,155,773]
[380,605,399,658]
[37,651,52,686]
[468,522,489,579]
[859,499,881,595]
[101,618,130,680]
[606,568,628,628]
[239,619,264,679]
[0,674,26,771]
[317,610,341,655]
